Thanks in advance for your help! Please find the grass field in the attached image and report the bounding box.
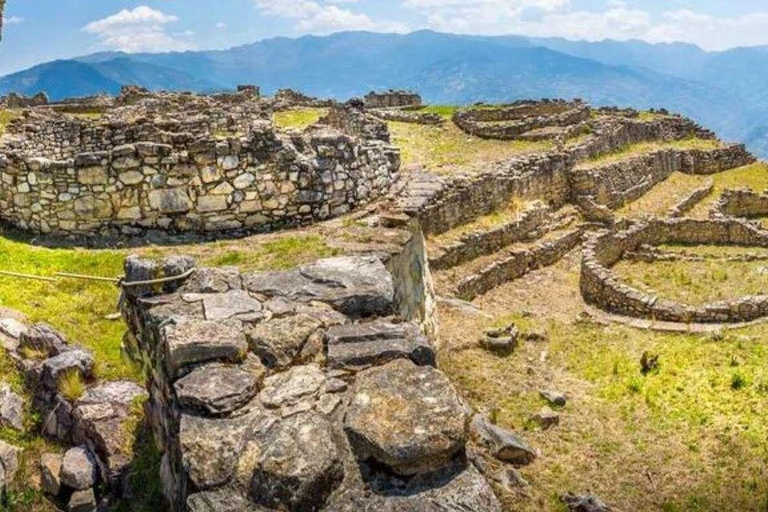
[273,107,328,130]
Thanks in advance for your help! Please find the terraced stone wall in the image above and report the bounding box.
[364,90,421,109]
[453,100,590,140]
[581,218,768,323]
[395,115,722,236]
[572,144,754,209]
[711,188,768,219]
[0,112,399,236]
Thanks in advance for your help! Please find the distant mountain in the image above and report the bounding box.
[1,30,767,157]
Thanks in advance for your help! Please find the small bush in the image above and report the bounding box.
[731,371,747,391]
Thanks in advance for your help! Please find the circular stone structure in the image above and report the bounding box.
[581,217,768,324]
[452,99,590,141]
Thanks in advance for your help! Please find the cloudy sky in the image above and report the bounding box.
[2,0,768,74]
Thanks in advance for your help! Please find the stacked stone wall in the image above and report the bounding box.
[581,218,768,323]
[364,90,421,109]
[711,188,768,219]
[369,108,444,125]
[0,118,399,236]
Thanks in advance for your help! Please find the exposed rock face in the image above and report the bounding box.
[345,359,469,475]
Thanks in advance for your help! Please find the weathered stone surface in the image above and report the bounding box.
[345,359,469,475]
[149,189,192,214]
[540,389,567,407]
[181,267,242,294]
[259,364,326,409]
[0,440,20,491]
[187,489,266,511]
[530,407,560,430]
[20,322,68,357]
[179,407,268,488]
[470,414,536,465]
[562,492,613,512]
[0,383,24,431]
[0,317,27,351]
[60,446,98,491]
[203,290,262,322]
[325,459,502,512]
[161,318,247,376]
[175,365,258,415]
[250,412,343,511]
[40,453,63,496]
[245,256,394,317]
[480,324,519,354]
[247,314,323,369]
[68,488,97,512]
[325,320,435,369]
[41,349,94,390]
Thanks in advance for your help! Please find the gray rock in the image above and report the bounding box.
[497,467,529,490]
[203,290,263,322]
[247,314,324,369]
[161,318,247,376]
[179,407,269,488]
[0,383,23,431]
[259,364,326,409]
[180,266,242,294]
[250,412,342,511]
[68,488,97,512]
[345,359,468,475]
[245,256,394,317]
[325,320,435,369]
[530,407,560,430]
[175,365,258,415]
[561,492,613,512]
[480,324,519,354]
[0,440,20,491]
[470,415,536,466]
[0,317,27,351]
[19,322,68,357]
[187,489,266,511]
[41,349,94,391]
[40,452,63,496]
[60,446,98,491]
[540,389,567,407]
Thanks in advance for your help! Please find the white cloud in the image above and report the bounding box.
[216,22,228,30]
[254,0,407,34]
[84,6,193,52]
[5,16,24,25]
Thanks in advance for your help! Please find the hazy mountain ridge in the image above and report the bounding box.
[1,30,766,156]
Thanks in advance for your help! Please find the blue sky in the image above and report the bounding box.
[3,0,768,75]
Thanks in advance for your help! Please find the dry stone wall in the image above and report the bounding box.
[581,218,768,323]
[0,106,399,236]
[711,188,768,220]
[120,224,507,512]
[364,90,421,109]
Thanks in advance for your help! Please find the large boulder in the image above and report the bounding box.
[344,359,469,475]
[161,318,248,377]
[325,320,435,369]
[175,365,258,416]
[245,256,394,317]
[250,412,343,511]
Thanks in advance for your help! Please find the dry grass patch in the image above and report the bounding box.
[389,120,552,175]
[618,172,710,218]
[429,198,531,246]
[273,108,328,130]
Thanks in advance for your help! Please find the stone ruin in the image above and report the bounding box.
[0,88,399,237]
[0,91,49,109]
[363,90,422,109]
[453,99,591,142]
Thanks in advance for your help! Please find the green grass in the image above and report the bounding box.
[416,105,459,118]
[388,120,552,174]
[688,163,768,218]
[273,108,328,130]
[579,138,724,169]
[0,109,21,135]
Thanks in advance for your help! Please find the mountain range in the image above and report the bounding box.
[1,30,767,157]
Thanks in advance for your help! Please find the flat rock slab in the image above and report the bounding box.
[162,318,247,377]
[245,256,394,317]
[0,383,24,431]
[344,359,469,475]
[259,364,326,409]
[175,365,258,416]
[60,446,98,491]
[250,412,342,510]
[325,320,435,369]
[203,290,263,322]
[247,314,324,369]
[470,414,536,465]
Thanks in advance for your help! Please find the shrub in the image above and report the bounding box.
[58,370,86,402]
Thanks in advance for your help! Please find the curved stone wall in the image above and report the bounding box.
[453,100,591,140]
[581,218,768,323]
[0,110,399,236]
